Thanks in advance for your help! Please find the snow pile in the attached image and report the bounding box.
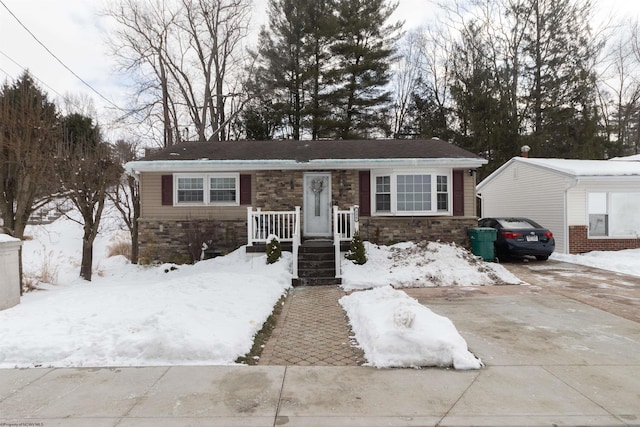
[340,286,483,370]
[551,248,640,278]
[1,243,292,368]
[341,241,521,290]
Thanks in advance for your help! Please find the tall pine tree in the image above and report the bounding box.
[247,0,401,140]
[326,0,401,139]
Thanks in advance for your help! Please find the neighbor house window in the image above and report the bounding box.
[175,173,239,205]
[588,191,640,237]
[372,171,451,215]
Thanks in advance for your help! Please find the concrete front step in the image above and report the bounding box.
[294,277,342,286]
[296,240,338,286]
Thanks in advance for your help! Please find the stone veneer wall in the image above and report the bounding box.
[138,170,475,263]
[255,171,303,210]
[138,218,247,264]
[359,216,477,247]
[568,225,640,254]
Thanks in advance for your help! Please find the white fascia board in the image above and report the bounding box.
[574,175,640,183]
[126,158,487,173]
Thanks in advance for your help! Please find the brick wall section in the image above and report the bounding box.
[359,216,477,247]
[138,218,247,264]
[569,225,640,254]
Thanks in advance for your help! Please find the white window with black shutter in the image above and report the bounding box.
[371,169,452,216]
[171,173,240,206]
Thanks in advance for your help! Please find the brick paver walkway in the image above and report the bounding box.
[258,286,365,366]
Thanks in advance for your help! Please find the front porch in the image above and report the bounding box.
[246,206,359,285]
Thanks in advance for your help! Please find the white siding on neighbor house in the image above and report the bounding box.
[478,161,572,253]
[566,187,586,226]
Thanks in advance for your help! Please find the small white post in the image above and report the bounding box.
[353,205,360,235]
[333,206,341,278]
[292,206,301,279]
[246,207,253,246]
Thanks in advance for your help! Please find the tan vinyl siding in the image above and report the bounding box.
[464,172,477,216]
[479,162,570,253]
[139,172,253,220]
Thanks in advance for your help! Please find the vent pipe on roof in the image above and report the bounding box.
[521,145,531,158]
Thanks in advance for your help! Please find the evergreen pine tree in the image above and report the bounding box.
[266,237,282,264]
[326,0,402,139]
[345,232,367,265]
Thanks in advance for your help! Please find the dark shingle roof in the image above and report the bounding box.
[142,139,483,162]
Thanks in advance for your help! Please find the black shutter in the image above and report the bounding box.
[161,175,173,206]
[359,171,371,216]
[453,170,464,216]
[240,174,251,205]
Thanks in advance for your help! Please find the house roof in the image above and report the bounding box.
[477,157,640,191]
[127,139,487,172]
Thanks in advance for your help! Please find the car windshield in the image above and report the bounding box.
[497,219,537,229]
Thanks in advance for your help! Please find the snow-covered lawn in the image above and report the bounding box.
[1,208,636,370]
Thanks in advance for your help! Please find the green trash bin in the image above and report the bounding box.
[468,227,497,261]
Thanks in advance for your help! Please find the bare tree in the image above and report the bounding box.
[104,0,252,145]
[598,21,640,156]
[392,30,424,138]
[56,114,123,281]
[109,139,141,264]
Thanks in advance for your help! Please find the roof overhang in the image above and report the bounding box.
[126,157,488,173]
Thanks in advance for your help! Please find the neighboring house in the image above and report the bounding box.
[476,156,640,254]
[125,139,487,269]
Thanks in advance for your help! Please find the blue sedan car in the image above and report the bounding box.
[478,217,555,261]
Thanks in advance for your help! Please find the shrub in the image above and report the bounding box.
[266,236,282,264]
[106,239,131,259]
[346,232,367,265]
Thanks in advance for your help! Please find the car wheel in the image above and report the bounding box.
[535,255,549,261]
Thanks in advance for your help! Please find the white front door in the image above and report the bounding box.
[303,172,332,237]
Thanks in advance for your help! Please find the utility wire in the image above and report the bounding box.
[0,49,65,97]
[0,0,125,112]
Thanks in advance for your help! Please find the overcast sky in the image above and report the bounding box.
[0,0,638,139]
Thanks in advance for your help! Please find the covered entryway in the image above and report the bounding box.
[303,172,332,237]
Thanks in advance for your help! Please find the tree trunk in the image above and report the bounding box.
[80,236,94,281]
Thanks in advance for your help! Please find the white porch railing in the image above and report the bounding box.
[247,205,359,281]
[247,207,301,278]
[333,205,359,279]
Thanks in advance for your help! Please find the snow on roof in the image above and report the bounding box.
[0,234,20,243]
[515,157,640,177]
